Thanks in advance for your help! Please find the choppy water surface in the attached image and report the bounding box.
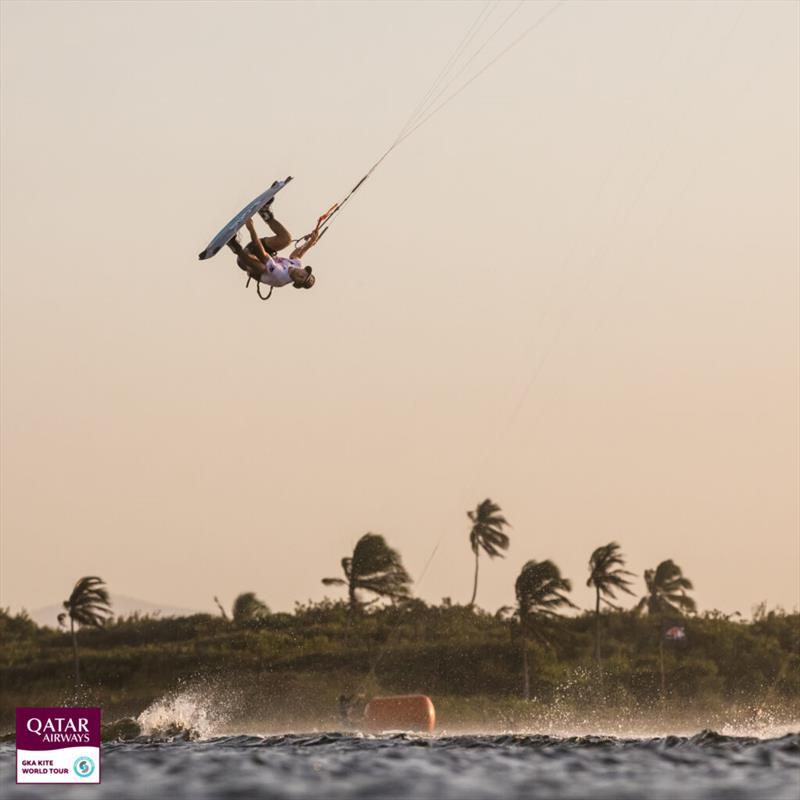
[2,730,798,799]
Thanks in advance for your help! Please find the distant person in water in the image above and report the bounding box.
[338,694,352,728]
[226,198,319,290]
[337,693,366,729]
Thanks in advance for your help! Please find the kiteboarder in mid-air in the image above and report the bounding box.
[226,199,319,291]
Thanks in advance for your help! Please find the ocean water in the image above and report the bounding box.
[2,729,798,799]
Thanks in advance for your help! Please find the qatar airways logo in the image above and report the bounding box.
[25,716,91,744]
[17,707,101,784]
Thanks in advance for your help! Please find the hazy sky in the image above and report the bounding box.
[1,1,798,620]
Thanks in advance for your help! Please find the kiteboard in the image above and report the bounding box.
[198,176,293,260]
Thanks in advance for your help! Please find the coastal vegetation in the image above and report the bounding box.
[1,502,797,731]
[322,533,411,616]
[1,587,797,731]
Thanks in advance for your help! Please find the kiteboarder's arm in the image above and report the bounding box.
[237,249,267,276]
[245,218,270,263]
[290,228,320,260]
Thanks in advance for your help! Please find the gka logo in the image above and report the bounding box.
[73,755,96,778]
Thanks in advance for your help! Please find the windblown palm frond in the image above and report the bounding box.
[514,559,575,699]
[58,576,112,629]
[232,592,269,622]
[587,541,635,663]
[322,534,411,614]
[637,559,696,695]
[515,560,576,631]
[468,498,511,606]
[322,557,352,587]
[637,559,696,617]
[587,542,635,608]
[468,499,510,557]
[350,534,411,600]
[58,576,112,689]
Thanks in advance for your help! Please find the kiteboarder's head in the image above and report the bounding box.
[290,265,315,289]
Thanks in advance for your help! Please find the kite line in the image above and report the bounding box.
[296,1,567,246]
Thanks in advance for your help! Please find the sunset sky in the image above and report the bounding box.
[1,0,798,620]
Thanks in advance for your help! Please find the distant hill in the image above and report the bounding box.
[29,594,207,628]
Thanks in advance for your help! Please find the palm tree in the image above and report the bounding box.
[514,559,576,699]
[232,592,269,622]
[586,542,635,664]
[57,576,112,688]
[322,533,411,616]
[637,559,696,695]
[467,498,511,607]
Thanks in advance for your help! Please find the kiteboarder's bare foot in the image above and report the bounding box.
[226,234,244,256]
[258,199,275,223]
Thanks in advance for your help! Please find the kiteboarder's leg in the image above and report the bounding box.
[258,202,292,252]
[228,227,267,276]
[259,217,292,253]
[226,235,244,257]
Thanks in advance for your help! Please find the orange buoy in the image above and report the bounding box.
[363,694,436,733]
